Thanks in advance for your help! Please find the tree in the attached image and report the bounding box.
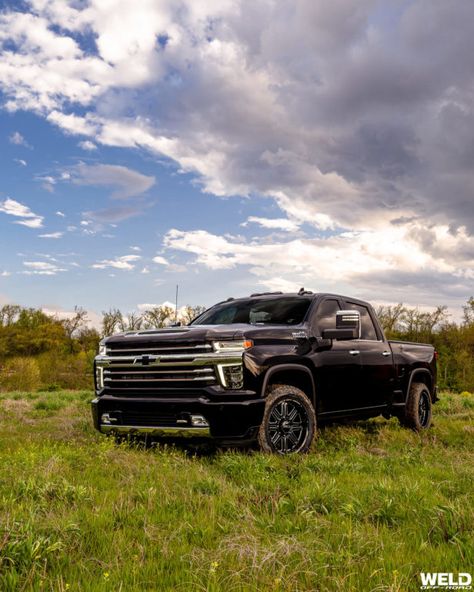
[62,306,89,353]
[142,305,175,328]
[179,305,206,325]
[101,308,123,337]
[0,304,21,326]
[123,312,143,331]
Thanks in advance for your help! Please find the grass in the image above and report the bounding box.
[0,390,472,591]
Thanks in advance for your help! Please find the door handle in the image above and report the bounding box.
[382,351,391,357]
[349,350,360,355]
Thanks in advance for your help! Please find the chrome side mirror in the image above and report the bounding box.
[322,310,360,340]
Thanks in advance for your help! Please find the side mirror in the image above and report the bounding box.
[322,310,360,340]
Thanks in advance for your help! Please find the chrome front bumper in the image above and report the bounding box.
[100,424,211,438]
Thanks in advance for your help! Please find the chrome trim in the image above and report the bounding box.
[106,344,212,354]
[100,424,211,438]
[96,352,242,368]
[104,376,215,382]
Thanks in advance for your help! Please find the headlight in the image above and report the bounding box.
[212,340,253,352]
[98,342,107,356]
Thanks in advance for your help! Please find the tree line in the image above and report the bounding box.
[0,304,205,391]
[0,299,472,392]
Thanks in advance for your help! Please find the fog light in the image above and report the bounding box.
[101,413,117,425]
[217,363,244,389]
[190,415,209,427]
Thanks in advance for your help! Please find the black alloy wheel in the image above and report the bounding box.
[418,389,431,428]
[258,384,316,454]
[399,382,433,431]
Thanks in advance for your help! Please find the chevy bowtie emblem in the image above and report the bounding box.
[134,355,156,365]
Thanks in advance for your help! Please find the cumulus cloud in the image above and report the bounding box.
[163,223,474,305]
[1,0,473,307]
[91,254,141,271]
[0,198,43,228]
[78,140,97,151]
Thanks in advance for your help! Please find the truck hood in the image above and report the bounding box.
[104,323,305,346]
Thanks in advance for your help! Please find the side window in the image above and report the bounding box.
[345,303,378,340]
[312,299,340,335]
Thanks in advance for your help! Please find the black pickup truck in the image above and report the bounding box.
[91,291,438,454]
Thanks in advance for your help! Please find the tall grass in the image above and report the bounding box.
[0,390,472,591]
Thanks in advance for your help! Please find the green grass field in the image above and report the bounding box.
[0,390,472,591]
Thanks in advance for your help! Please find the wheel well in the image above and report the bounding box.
[264,368,315,407]
[410,370,433,399]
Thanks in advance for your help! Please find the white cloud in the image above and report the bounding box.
[137,301,176,312]
[130,246,141,252]
[9,131,31,147]
[242,216,300,232]
[1,270,11,277]
[56,211,65,217]
[14,158,27,166]
[39,232,64,239]
[0,198,43,228]
[78,140,97,151]
[0,0,473,312]
[163,224,474,303]
[141,266,150,274]
[47,111,99,136]
[22,261,66,275]
[92,254,141,271]
[152,255,169,265]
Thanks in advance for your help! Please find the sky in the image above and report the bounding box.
[0,0,473,324]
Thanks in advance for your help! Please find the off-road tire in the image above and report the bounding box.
[258,384,316,454]
[399,382,432,431]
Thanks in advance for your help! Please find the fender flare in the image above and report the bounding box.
[261,364,316,407]
[405,368,433,402]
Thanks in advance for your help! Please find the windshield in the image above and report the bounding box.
[191,297,312,326]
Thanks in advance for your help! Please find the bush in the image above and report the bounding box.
[36,351,94,390]
[0,358,41,392]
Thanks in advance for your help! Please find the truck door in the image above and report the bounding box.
[309,298,364,413]
[342,301,394,408]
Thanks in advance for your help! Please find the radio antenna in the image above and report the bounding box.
[175,284,179,323]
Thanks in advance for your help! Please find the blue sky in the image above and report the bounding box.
[0,0,473,324]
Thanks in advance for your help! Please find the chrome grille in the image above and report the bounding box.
[96,340,243,396]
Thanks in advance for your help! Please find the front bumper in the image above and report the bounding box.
[91,394,265,440]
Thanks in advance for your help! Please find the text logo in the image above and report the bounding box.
[420,573,472,590]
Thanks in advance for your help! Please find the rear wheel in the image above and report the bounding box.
[399,382,432,431]
[258,384,316,454]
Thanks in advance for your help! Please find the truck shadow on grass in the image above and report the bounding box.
[109,416,392,457]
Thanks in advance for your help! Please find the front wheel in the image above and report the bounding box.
[399,382,432,431]
[258,384,316,454]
